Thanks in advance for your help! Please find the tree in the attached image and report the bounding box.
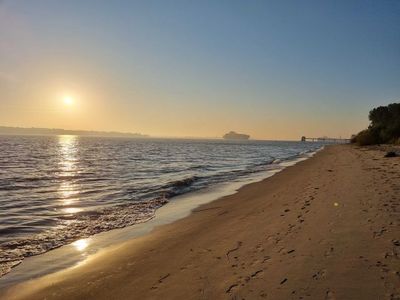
[353,103,400,145]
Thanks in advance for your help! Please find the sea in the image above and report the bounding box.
[0,135,324,277]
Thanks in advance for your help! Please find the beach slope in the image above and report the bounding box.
[2,145,400,299]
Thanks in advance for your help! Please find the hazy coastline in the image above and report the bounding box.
[0,126,148,138]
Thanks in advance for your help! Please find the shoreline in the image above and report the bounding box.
[0,148,319,289]
[2,145,400,299]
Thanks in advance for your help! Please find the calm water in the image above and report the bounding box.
[0,135,323,276]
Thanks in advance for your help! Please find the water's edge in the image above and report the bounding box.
[0,147,323,290]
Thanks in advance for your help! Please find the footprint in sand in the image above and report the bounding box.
[324,247,334,257]
[226,241,243,262]
[312,269,326,280]
[150,273,171,290]
[325,289,336,300]
[225,283,238,294]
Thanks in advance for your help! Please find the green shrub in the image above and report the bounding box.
[353,129,380,145]
[353,103,400,145]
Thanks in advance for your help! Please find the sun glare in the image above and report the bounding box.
[72,239,89,251]
[63,96,74,106]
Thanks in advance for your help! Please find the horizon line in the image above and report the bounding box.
[0,125,306,142]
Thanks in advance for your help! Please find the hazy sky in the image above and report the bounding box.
[1,0,399,140]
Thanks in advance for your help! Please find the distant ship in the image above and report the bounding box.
[223,131,250,140]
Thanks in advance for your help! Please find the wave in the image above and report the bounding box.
[158,176,199,198]
[0,198,168,278]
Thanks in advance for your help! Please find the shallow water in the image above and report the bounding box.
[0,135,324,276]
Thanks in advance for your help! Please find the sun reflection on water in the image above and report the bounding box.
[63,207,83,214]
[72,239,89,251]
[59,181,79,202]
[58,135,80,210]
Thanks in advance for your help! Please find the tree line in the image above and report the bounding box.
[351,103,400,145]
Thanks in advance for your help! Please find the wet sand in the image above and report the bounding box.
[2,145,400,299]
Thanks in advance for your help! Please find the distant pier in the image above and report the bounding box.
[301,136,350,143]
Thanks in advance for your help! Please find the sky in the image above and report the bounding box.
[0,0,399,140]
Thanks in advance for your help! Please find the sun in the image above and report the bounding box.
[63,96,74,106]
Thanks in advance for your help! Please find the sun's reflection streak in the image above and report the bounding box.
[57,135,81,212]
[59,181,79,204]
[59,135,78,171]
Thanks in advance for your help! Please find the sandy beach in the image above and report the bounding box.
[1,144,400,300]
